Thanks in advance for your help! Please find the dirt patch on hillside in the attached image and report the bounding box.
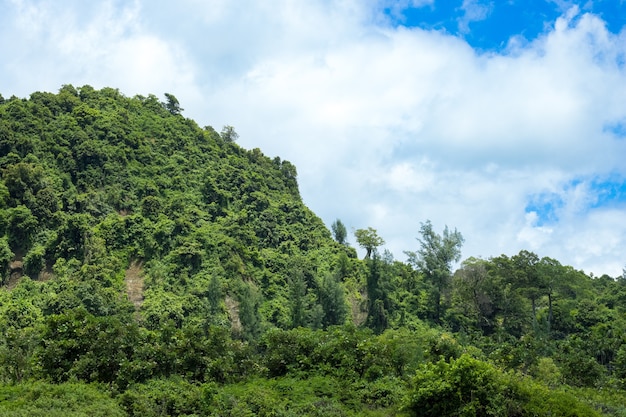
[349,290,368,327]
[38,267,54,282]
[5,260,23,290]
[3,256,55,290]
[225,295,242,333]
[125,259,145,309]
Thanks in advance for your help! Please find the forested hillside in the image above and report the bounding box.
[1,86,626,416]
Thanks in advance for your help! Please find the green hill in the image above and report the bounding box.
[0,85,349,331]
[0,86,625,416]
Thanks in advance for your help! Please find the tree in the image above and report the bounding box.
[365,252,392,334]
[452,257,499,334]
[0,237,13,284]
[238,283,262,341]
[289,269,307,328]
[7,205,39,253]
[354,227,384,259]
[406,354,505,416]
[331,219,348,245]
[23,244,45,279]
[536,256,562,332]
[163,93,183,115]
[318,272,347,328]
[0,326,39,383]
[487,254,530,337]
[406,220,463,323]
[220,125,239,143]
[510,250,544,329]
[206,274,223,319]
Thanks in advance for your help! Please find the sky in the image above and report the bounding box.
[2,0,626,277]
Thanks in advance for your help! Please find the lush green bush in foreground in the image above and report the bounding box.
[0,381,124,417]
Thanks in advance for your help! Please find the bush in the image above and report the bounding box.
[0,381,124,417]
[404,354,601,417]
[23,244,45,278]
[405,354,507,416]
[118,377,214,417]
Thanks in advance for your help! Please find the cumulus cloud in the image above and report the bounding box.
[0,0,200,103]
[2,1,626,275]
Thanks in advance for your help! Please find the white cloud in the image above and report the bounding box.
[0,0,199,103]
[517,212,554,250]
[458,0,494,34]
[385,160,435,193]
[2,1,626,276]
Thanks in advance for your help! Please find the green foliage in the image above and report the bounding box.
[163,93,183,116]
[318,272,348,328]
[208,376,350,416]
[288,268,308,328]
[220,125,239,143]
[23,243,45,278]
[574,386,626,417]
[6,205,38,253]
[119,377,213,416]
[262,325,433,384]
[405,354,507,416]
[405,354,600,417]
[237,282,263,341]
[1,85,625,415]
[0,381,125,417]
[331,219,348,245]
[354,227,384,259]
[0,236,13,282]
[36,307,139,384]
[406,221,463,323]
[366,252,392,334]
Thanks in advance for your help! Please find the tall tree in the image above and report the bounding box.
[331,219,348,245]
[289,269,307,328]
[452,257,498,334]
[207,274,223,321]
[354,227,384,259]
[366,252,389,334]
[220,125,239,143]
[406,220,464,323]
[318,272,347,328]
[163,93,183,115]
[537,256,561,332]
[487,254,528,337]
[238,283,262,341]
[511,250,542,327]
[0,237,13,284]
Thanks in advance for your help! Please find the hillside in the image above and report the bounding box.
[1,86,626,416]
[0,85,349,330]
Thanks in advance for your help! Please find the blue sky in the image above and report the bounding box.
[526,175,626,226]
[388,0,626,50]
[2,0,626,276]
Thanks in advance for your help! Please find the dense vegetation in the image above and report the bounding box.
[1,86,626,416]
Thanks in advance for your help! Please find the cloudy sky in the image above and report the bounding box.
[2,0,626,276]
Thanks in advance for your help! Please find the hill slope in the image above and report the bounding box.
[0,85,354,333]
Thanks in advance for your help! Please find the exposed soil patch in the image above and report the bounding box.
[5,258,23,290]
[3,254,54,290]
[125,259,145,309]
[349,290,368,326]
[38,263,54,282]
[225,295,242,333]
